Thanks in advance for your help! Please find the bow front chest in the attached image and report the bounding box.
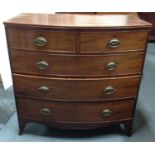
[4,13,151,136]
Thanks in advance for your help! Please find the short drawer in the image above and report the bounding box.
[7,27,76,53]
[80,31,148,53]
[13,74,140,101]
[11,51,144,77]
[17,97,135,123]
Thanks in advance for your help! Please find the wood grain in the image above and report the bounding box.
[80,31,148,53]
[17,97,135,123]
[7,27,76,53]
[4,13,151,29]
[13,74,140,101]
[11,50,144,77]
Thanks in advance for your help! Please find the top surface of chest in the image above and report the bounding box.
[4,13,151,29]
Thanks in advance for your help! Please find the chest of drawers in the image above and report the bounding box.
[4,13,151,136]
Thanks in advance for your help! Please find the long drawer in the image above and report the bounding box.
[13,74,140,101]
[11,51,144,77]
[7,27,76,53]
[80,31,148,53]
[17,97,135,123]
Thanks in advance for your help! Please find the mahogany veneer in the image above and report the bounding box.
[11,51,144,77]
[4,13,151,136]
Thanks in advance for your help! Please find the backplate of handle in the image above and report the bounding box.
[105,62,118,71]
[40,108,52,116]
[35,60,49,70]
[38,86,49,92]
[34,37,47,47]
[101,109,112,117]
[104,86,116,95]
[108,38,121,48]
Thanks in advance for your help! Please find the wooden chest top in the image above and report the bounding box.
[4,13,151,29]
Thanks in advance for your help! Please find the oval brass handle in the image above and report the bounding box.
[35,60,49,70]
[101,109,112,117]
[104,86,116,95]
[108,38,121,48]
[34,37,47,47]
[38,86,49,92]
[40,108,52,116]
[105,62,118,71]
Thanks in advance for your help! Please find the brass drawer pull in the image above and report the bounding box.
[34,37,47,47]
[108,38,121,48]
[38,86,49,92]
[101,109,112,117]
[40,108,52,116]
[35,60,48,70]
[105,62,118,71]
[104,86,116,95]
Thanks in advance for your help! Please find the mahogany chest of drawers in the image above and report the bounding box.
[4,13,151,136]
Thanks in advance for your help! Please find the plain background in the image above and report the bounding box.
[0,0,155,154]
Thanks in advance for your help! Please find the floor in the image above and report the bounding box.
[0,84,15,126]
[0,43,155,141]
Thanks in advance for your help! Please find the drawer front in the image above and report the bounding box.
[7,27,76,53]
[17,97,135,122]
[80,31,148,53]
[13,74,140,101]
[11,51,144,77]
